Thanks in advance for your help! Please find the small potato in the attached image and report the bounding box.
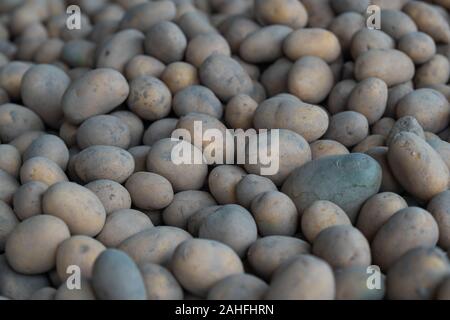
[225,94,257,129]
[372,207,439,271]
[146,138,208,192]
[327,79,356,114]
[171,239,244,297]
[111,111,145,148]
[427,190,450,250]
[301,200,351,243]
[310,140,349,160]
[163,190,216,229]
[61,39,96,68]
[128,146,151,173]
[92,249,147,300]
[96,209,153,248]
[386,116,425,146]
[348,77,388,125]
[20,157,68,187]
[54,279,96,300]
[43,182,106,236]
[372,117,395,138]
[139,262,183,300]
[350,29,394,60]
[236,174,278,209]
[239,25,292,64]
[414,54,450,88]
[328,12,365,52]
[387,132,449,200]
[254,0,308,29]
[354,49,415,87]
[23,134,69,170]
[145,21,187,64]
[186,33,230,67]
[398,32,436,64]
[20,64,71,129]
[198,204,258,257]
[5,215,70,274]
[143,118,178,146]
[12,181,48,220]
[0,61,32,100]
[208,165,246,205]
[312,225,371,269]
[324,111,369,147]
[387,247,450,300]
[0,103,44,143]
[251,191,298,236]
[125,172,174,211]
[283,28,341,63]
[0,144,20,177]
[127,75,172,121]
[260,58,292,96]
[380,10,418,40]
[56,235,106,281]
[207,274,268,300]
[356,192,408,243]
[352,135,385,153]
[77,115,130,150]
[288,56,334,104]
[161,62,198,94]
[265,254,335,300]
[118,226,192,266]
[199,54,253,102]
[0,201,18,252]
[74,146,135,184]
[85,179,132,215]
[173,85,223,119]
[119,1,176,32]
[125,55,165,81]
[335,266,386,300]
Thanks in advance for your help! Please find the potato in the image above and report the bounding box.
[225,94,257,129]
[219,16,260,53]
[186,33,230,67]
[61,39,96,68]
[372,117,395,138]
[282,153,382,222]
[178,10,217,40]
[143,118,178,146]
[254,0,308,29]
[384,82,414,117]
[173,85,223,119]
[328,12,365,52]
[372,207,439,271]
[0,61,32,100]
[96,209,153,248]
[302,0,334,28]
[119,1,176,32]
[0,201,18,252]
[171,239,244,297]
[284,28,341,63]
[335,266,386,300]
[20,64,70,129]
[119,226,191,266]
[92,249,147,300]
[310,140,349,160]
[207,273,268,300]
[388,132,449,200]
[161,62,198,94]
[253,96,329,142]
[209,166,245,205]
[23,134,69,170]
[42,182,106,236]
[427,191,450,250]
[54,279,96,300]
[387,247,450,300]
[354,49,415,87]
[199,54,253,102]
[350,29,394,60]
[12,181,48,220]
[0,144,20,177]
[127,75,172,121]
[239,25,292,64]
[85,179,131,215]
[403,1,450,44]
[288,56,334,104]
[0,103,44,143]
[5,215,70,274]
[111,111,144,148]
[56,235,106,281]
[145,21,187,64]
[260,58,292,97]
[324,111,369,147]
[386,116,425,146]
[125,55,165,81]
[414,54,450,88]
[250,191,298,236]
[398,32,436,64]
[138,262,183,300]
[380,9,418,40]
[265,254,335,300]
[29,287,57,300]
[62,68,129,124]
[20,157,68,187]
[0,255,50,300]
[74,146,135,184]
[236,174,278,209]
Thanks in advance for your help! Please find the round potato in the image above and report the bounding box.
[350,29,394,60]
[398,32,436,64]
[208,165,246,205]
[427,190,450,250]
[161,62,198,94]
[380,9,418,40]
[372,117,395,138]
[254,0,308,29]
[414,55,450,89]
[327,79,356,114]
[260,58,292,96]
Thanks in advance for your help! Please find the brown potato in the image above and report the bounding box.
[380,9,418,40]
[0,61,32,100]
[310,140,349,160]
[77,115,130,150]
[436,276,450,300]
[12,181,48,220]
[219,16,260,53]
[352,135,385,153]
[384,82,414,117]
[119,1,176,32]
[145,21,187,64]
[20,157,68,187]
[236,174,278,209]
[365,147,403,193]
[0,201,18,252]
[186,33,230,67]
[324,111,369,147]
[0,103,44,143]
[84,179,132,215]
[302,0,335,28]
[225,94,257,129]
[61,39,96,68]
[173,85,223,119]
[138,262,183,300]
[111,111,144,148]
[372,117,395,138]
[260,58,292,97]
[327,79,356,114]
[125,55,165,81]
[386,116,425,146]
[350,29,394,60]
[398,32,436,64]
[23,134,69,170]
[254,0,308,29]
[59,121,78,148]
[328,12,365,52]
[414,54,450,88]
[208,165,246,205]
[161,62,198,94]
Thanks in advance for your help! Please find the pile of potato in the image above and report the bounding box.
[1,0,450,300]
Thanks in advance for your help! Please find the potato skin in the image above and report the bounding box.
[398,32,436,64]
[5,215,70,274]
[371,207,439,271]
[161,62,198,94]
[386,116,425,146]
[0,103,44,143]
[325,111,369,147]
[265,254,335,300]
[118,1,176,32]
[171,239,244,297]
[427,190,450,250]
[414,54,450,88]
[387,132,449,200]
[23,134,69,171]
[145,21,187,64]
[85,179,131,215]
[380,10,418,40]
[125,55,165,81]
[186,33,230,67]
[207,274,268,300]
[138,262,183,300]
